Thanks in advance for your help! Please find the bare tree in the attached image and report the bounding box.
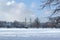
[33,17,40,28]
[40,0,60,17]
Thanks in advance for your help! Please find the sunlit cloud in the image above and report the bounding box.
[6,1,15,6]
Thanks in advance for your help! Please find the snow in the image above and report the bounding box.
[0,28,60,40]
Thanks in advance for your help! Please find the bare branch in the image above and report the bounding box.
[40,0,60,17]
[40,0,54,9]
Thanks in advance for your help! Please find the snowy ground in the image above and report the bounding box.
[0,28,60,40]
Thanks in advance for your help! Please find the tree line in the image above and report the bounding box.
[0,17,40,28]
[0,16,60,28]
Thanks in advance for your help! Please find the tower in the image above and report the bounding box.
[30,18,32,27]
[25,17,27,27]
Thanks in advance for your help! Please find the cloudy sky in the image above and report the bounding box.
[0,0,55,23]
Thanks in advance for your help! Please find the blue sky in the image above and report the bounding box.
[0,0,56,23]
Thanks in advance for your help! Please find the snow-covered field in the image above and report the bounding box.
[0,28,60,40]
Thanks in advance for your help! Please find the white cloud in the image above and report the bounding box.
[43,9,52,17]
[0,0,35,22]
[6,1,12,6]
[6,1,15,6]
[31,2,36,8]
[44,10,52,14]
